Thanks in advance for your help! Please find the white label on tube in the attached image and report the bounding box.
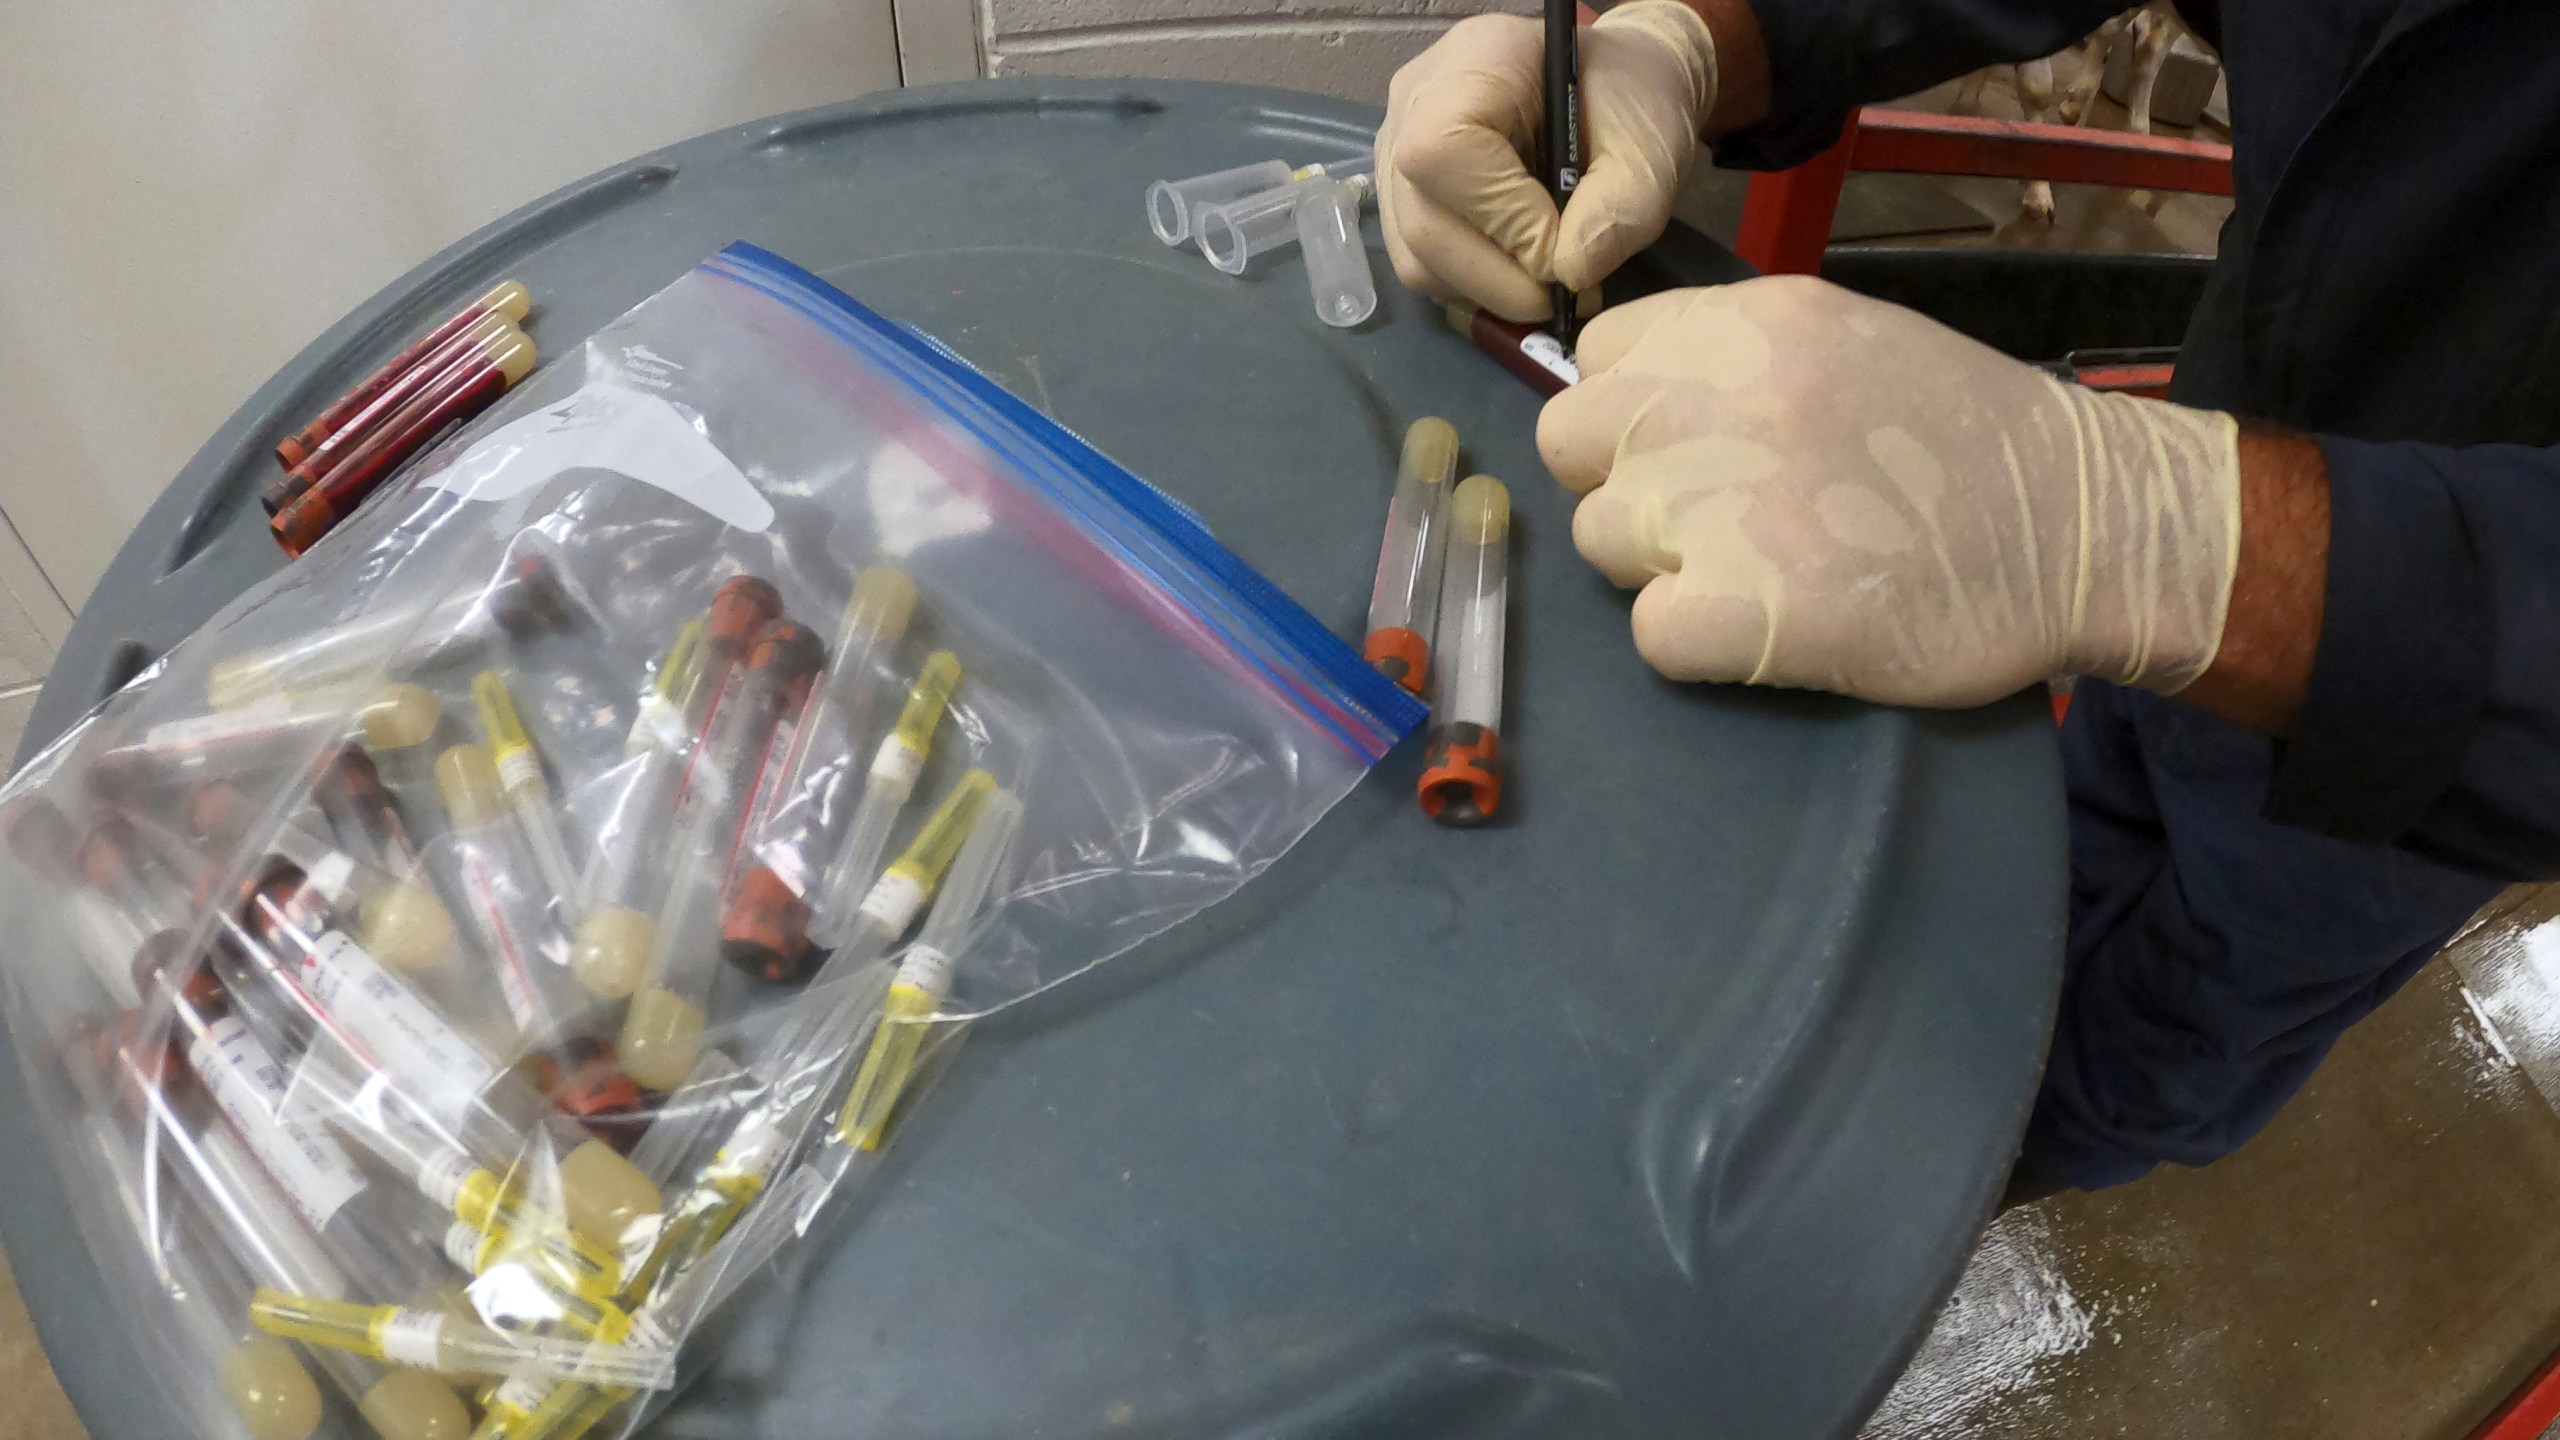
[444,1221,486,1273]
[303,850,361,913]
[188,1016,368,1231]
[377,1309,447,1368]
[491,1376,547,1416]
[857,871,926,936]
[418,1148,481,1214]
[869,737,923,791]
[496,749,545,796]
[721,1109,788,1181]
[893,944,956,1004]
[1519,331,1581,387]
[298,929,495,1129]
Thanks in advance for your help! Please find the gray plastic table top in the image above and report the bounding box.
[0,79,2064,1440]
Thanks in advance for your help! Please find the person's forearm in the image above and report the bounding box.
[1670,0,1772,138]
[2174,427,2330,735]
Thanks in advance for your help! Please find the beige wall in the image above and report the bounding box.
[0,1,1484,613]
[0,3,900,608]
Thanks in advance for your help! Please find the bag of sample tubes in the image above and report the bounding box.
[0,242,1424,1440]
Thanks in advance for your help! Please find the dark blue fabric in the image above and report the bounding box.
[1718,0,2560,1182]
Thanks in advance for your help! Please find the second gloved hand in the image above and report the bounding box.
[1539,278,2243,707]
[1378,1,1718,322]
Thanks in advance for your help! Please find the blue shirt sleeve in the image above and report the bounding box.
[1717,0,2135,170]
[2268,437,2560,881]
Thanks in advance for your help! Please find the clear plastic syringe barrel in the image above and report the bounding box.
[722,567,918,984]
[1362,418,1460,694]
[1193,154,1371,276]
[838,785,1022,1150]
[1146,158,1292,245]
[1296,174,1377,327]
[1418,476,1510,826]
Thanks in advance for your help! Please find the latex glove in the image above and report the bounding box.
[1378,1,1717,322]
[1539,278,2242,707]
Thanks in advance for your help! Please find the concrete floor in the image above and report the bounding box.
[5,54,2550,1440]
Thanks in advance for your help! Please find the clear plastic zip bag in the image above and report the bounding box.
[0,243,1422,1440]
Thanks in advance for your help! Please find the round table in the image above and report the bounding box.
[0,79,2063,1440]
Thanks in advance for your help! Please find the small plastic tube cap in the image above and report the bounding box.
[1147,159,1294,246]
[1296,175,1377,328]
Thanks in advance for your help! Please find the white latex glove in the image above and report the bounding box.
[1378,1,1717,322]
[1539,278,2243,707]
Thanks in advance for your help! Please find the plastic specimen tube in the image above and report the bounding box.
[721,567,918,983]
[1194,153,1374,276]
[87,682,441,801]
[806,652,961,952]
[1146,158,1293,245]
[209,546,589,710]
[271,325,538,556]
[434,743,580,1045]
[1296,174,1378,327]
[1439,299,1581,396]
[572,621,708,999]
[275,280,530,469]
[837,785,1023,1150]
[310,746,456,976]
[247,1290,673,1389]
[625,772,994,1307]
[617,616,824,1092]
[1362,418,1460,693]
[1417,475,1510,826]
[469,672,582,922]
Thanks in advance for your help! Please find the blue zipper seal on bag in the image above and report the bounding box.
[700,242,1427,762]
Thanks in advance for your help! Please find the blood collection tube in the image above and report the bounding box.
[1417,475,1510,826]
[208,545,589,710]
[838,783,1022,1151]
[247,1289,669,1389]
[628,772,994,1307]
[1362,417,1460,694]
[470,671,582,922]
[571,578,779,1004]
[722,567,918,984]
[266,312,518,518]
[616,616,825,1093]
[571,624,706,1001]
[271,325,538,557]
[434,743,583,1046]
[309,745,457,975]
[274,280,530,470]
[1439,299,1581,397]
[805,652,962,953]
[86,682,441,802]
[70,1027,473,1440]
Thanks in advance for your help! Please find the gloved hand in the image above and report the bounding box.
[1378,1,1718,322]
[1539,278,2243,707]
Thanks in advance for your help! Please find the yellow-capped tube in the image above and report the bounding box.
[470,671,583,925]
[839,783,1023,1149]
[246,1289,673,1390]
[807,652,962,951]
[1417,475,1510,826]
[624,772,996,1304]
